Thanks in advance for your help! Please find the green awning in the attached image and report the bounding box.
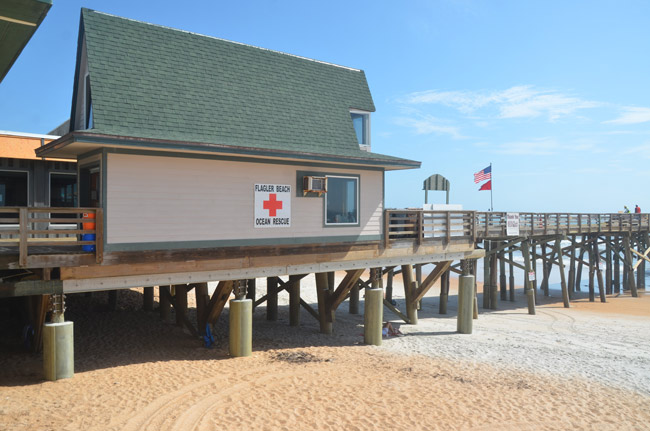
[0,0,51,83]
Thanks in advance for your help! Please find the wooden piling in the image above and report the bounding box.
[143,287,154,311]
[349,281,360,315]
[568,236,576,296]
[588,236,596,302]
[457,275,474,334]
[490,245,498,310]
[401,264,418,324]
[483,240,491,309]
[605,238,612,294]
[508,248,515,302]
[315,272,333,334]
[159,286,171,321]
[532,243,540,297]
[107,290,117,311]
[622,235,638,297]
[522,239,536,315]
[593,240,605,302]
[499,244,507,301]
[195,282,209,333]
[555,237,570,308]
[415,264,423,311]
[439,269,449,314]
[289,275,302,326]
[246,278,256,306]
[385,268,394,303]
[266,277,278,321]
[576,238,585,292]
[614,237,621,293]
[175,285,188,327]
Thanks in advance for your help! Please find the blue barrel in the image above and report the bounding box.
[82,234,96,252]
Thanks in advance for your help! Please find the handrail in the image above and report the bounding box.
[384,209,650,248]
[0,207,103,266]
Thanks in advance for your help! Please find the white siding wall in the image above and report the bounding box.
[106,153,383,245]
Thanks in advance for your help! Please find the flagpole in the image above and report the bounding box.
[490,162,493,212]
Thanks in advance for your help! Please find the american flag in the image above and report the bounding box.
[474,165,491,183]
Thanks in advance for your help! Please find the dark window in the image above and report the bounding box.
[50,174,77,208]
[325,176,358,225]
[85,74,93,129]
[0,171,28,207]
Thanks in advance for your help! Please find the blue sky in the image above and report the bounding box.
[1,0,649,212]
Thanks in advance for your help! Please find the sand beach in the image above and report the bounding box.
[1,275,649,430]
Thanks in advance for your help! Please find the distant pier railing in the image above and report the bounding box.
[384,210,650,248]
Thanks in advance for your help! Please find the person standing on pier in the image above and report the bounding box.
[635,205,641,213]
[624,206,630,213]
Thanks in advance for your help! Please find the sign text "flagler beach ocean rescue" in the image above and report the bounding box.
[254,184,291,228]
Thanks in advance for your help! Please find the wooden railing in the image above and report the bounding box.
[384,210,650,248]
[474,212,650,238]
[0,207,103,266]
[384,210,476,248]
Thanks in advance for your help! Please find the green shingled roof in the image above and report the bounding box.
[72,9,418,168]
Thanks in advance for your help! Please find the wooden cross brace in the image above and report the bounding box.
[632,246,650,270]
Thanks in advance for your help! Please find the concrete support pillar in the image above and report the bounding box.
[457,275,474,334]
[229,299,252,357]
[43,321,74,381]
[363,286,383,346]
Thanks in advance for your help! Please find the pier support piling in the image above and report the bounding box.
[289,275,302,326]
[266,277,278,321]
[143,287,154,311]
[457,275,474,334]
[229,298,252,357]
[364,269,383,346]
[522,239,536,315]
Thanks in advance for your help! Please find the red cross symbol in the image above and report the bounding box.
[263,193,283,217]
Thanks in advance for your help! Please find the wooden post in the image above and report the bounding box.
[159,286,171,321]
[532,243,540,297]
[614,237,621,293]
[508,248,515,302]
[522,239,536,315]
[636,235,645,290]
[195,282,209,333]
[568,236,576,297]
[401,264,418,324]
[593,240,605,302]
[605,238,612,295]
[588,237,596,302]
[555,237,570,308]
[349,281,360,315]
[266,277,278,321]
[289,275,302,326]
[576,238,585,292]
[175,285,188,326]
[385,268,394,303]
[457,275,474,334]
[315,272,332,334]
[622,235,638,297]
[472,259,479,319]
[490,246,498,310]
[229,299,252,357]
[483,241,491,309]
[415,264,423,310]
[246,278,256,306]
[143,287,154,311]
[439,269,449,314]
[499,244,507,300]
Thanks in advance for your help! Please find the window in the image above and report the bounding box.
[50,173,77,208]
[0,171,28,207]
[325,176,358,225]
[350,111,370,149]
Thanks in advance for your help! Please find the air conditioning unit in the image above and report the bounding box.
[303,176,327,195]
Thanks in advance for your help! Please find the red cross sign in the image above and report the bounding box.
[263,193,283,217]
[254,184,291,228]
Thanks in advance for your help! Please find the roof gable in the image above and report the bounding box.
[77,9,381,159]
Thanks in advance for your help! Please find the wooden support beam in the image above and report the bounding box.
[401,264,418,324]
[508,248,515,302]
[522,239,536,315]
[330,269,365,311]
[203,280,234,326]
[411,261,452,304]
[159,286,199,337]
[385,268,394,303]
[289,274,302,326]
[383,298,410,323]
[439,269,449,314]
[107,290,117,311]
[315,272,332,334]
[174,285,188,327]
[622,235,638,297]
[195,282,209,334]
[299,298,320,322]
[143,287,154,311]
[605,239,612,294]
[483,241,491,309]
[555,237,570,308]
[499,244,507,301]
[246,278,256,307]
[568,235,576,297]
[159,286,171,321]
[613,237,621,293]
[490,247,498,310]
[266,276,278,321]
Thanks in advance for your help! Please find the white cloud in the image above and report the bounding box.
[394,115,465,139]
[623,143,650,158]
[605,107,650,125]
[496,139,559,156]
[402,85,600,121]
